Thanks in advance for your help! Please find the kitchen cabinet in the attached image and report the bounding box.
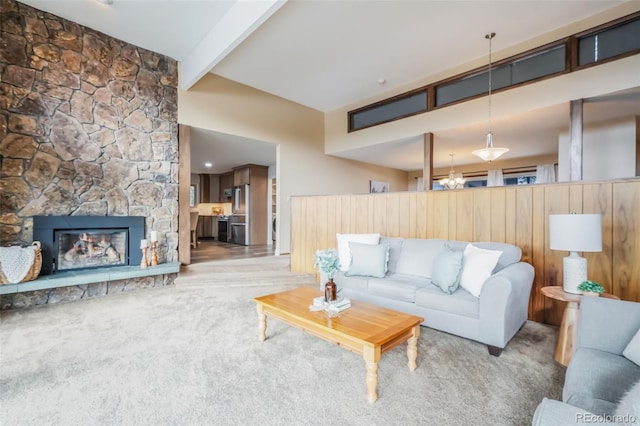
[196,215,219,239]
[219,172,233,202]
[233,167,251,186]
[199,174,222,202]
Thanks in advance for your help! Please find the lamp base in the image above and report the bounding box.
[563,253,587,294]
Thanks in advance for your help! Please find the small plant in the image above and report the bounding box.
[577,280,605,294]
[314,249,341,279]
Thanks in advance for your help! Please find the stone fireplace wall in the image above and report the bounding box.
[0,1,179,307]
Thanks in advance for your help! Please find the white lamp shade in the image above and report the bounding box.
[549,214,602,252]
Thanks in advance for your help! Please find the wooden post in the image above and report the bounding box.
[178,124,191,265]
[636,115,640,176]
[422,133,434,191]
[569,99,583,181]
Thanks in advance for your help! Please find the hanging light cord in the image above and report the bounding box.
[486,32,495,147]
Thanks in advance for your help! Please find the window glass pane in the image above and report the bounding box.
[436,66,510,107]
[464,180,487,188]
[350,91,427,131]
[511,45,565,84]
[579,18,640,65]
[436,72,486,106]
[436,44,563,108]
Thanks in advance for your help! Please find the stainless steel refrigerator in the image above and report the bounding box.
[230,184,250,245]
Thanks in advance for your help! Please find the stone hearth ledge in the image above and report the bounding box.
[0,262,180,295]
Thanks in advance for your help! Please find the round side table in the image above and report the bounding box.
[541,286,619,367]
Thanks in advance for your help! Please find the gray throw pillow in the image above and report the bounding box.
[623,327,640,366]
[431,246,464,294]
[345,242,389,278]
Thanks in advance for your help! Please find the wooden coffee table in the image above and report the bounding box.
[253,287,423,403]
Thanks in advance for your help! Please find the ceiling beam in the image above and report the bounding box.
[180,0,287,91]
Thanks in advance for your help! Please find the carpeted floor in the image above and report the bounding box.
[0,256,564,425]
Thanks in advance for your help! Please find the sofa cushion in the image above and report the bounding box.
[394,239,447,278]
[623,327,640,366]
[336,233,380,271]
[414,285,479,319]
[448,240,521,272]
[345,242,389,278]
[459,244,502,297]
[615,379,640,420]
[431,246,464,294]
[380,236,404,273]
[334,272,369,293]
[563,347,640,416]
[367,274,427,303]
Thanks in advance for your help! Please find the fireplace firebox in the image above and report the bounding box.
[33,216,144,275]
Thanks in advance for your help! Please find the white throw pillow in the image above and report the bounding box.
[459,244,502,297]
[623,328,640,366]
[336,233,380,271]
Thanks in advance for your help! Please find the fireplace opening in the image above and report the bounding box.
[55,229,128,272]
[34,216,144,275]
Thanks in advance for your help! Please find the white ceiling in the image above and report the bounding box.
[190,128,276,175]
[19,0,638,172]
[213,0,626,112]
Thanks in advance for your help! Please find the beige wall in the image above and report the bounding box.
[178,74,408,254]
[558,117,638,182]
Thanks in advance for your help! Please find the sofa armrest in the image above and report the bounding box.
[479,262,534,348]
[577,297,640,355]
[532,398,617,426]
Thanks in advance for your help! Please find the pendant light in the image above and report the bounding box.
[472,32,509,162]
[439,154,465,189]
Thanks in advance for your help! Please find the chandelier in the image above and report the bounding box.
[472,32,509,162]
[439,154,465,189]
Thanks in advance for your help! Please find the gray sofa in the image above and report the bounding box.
[533,297,640,425]
[322,237,534,356]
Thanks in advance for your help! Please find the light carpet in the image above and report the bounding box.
[0,256,564,425]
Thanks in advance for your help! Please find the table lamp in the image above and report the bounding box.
[549,213,602,294]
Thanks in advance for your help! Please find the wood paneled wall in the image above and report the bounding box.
[290,180,640,325]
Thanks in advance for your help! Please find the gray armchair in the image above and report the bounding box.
[533,297,640,425]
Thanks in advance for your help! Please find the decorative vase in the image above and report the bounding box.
[582,291,600,297]
[324,278,337,302]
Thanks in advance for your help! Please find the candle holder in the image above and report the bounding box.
[151,241,159,266]
[141,247,149,268]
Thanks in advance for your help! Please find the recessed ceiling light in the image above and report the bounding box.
[96,0,113,4]
[204,162,212,168]
[378,78,386,85]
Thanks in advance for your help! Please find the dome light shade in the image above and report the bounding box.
[472,132,509,162]
[473,33,509,163]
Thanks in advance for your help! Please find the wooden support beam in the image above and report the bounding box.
[636,115,640,176]
[178,124,191,265]
[422,133,434,191]
[569,99,583,181]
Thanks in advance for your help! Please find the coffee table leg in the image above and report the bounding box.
[256,304,267,342]
[407,325,420,371]
[363,345,381,404]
